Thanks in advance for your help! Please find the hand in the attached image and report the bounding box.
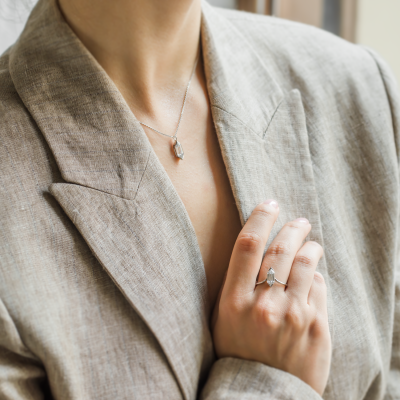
[212,199,331,396]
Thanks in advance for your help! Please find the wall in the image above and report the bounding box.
[356,0,400,85]
[0,17,27,55]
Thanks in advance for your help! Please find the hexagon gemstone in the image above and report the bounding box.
[267,267,275,287]
[173,140,184,160]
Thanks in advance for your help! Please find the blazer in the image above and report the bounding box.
[0,0,399,398]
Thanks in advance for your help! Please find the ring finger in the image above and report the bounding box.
[286,240,324,301]
[256,218,311,290]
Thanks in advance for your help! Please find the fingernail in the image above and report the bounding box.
[295,217,309,224]
[263,199,279,208]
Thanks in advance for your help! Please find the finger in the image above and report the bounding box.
[307,272,329,338]
[224,199,279,296]
[286,241,324,300]
[307,272,327,309]
[256,218,311,290]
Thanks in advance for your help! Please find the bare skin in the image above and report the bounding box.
[57,0,242,314]
[58,0,331,394]
[212,201,331,395]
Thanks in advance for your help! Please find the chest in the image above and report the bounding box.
[143,116,242,315]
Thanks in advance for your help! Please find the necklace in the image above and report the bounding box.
[137,50,200,161]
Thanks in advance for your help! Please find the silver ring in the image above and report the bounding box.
[255,267,288,287]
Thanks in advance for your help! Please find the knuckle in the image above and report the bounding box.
[236,232,263,253]
[308,240,324,255]
[284,220,308,230]
[267,241,291,257]
[221,298,245,318]
[253,204,277,219]
[285,305,307,330]
[313,271,326,285]
[254,302,280,330]
[309,317,329,340]
[311,277,328,301]
[293,253,314,268]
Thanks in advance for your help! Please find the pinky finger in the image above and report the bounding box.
[307,272,327,311]
[308,272,330,340]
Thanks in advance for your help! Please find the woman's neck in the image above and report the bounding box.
[57,0,202,116]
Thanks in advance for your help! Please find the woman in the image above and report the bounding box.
[0,0,399,398]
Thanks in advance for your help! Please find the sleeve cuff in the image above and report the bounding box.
[200,357,323,399]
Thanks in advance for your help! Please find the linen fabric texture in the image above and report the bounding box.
[0,0,400,398]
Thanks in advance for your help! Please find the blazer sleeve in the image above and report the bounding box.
[362,47,400,398]
[0,298,46,399]
[199,358,322,399]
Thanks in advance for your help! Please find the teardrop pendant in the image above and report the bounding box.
[173,139,184,160]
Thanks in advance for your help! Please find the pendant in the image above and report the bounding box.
[173,139,184,160]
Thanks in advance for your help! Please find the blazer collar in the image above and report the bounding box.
[9,0,333,398]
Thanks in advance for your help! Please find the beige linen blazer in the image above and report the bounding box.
[1,0,400,398]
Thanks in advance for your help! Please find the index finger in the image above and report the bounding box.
[224,199,279,296]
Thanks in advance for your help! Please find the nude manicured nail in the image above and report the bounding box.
[263,199,279,208]
[295,217,309,224]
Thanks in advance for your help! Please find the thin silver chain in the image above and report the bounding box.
[137,49,200,142]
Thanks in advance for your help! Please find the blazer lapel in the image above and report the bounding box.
[201,1,334,332]
[9,0,333,398]
[9,1,213,398]
[212,90,335,331]
[49,163,212,400]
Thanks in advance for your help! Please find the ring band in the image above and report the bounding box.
[255,267,288,287]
